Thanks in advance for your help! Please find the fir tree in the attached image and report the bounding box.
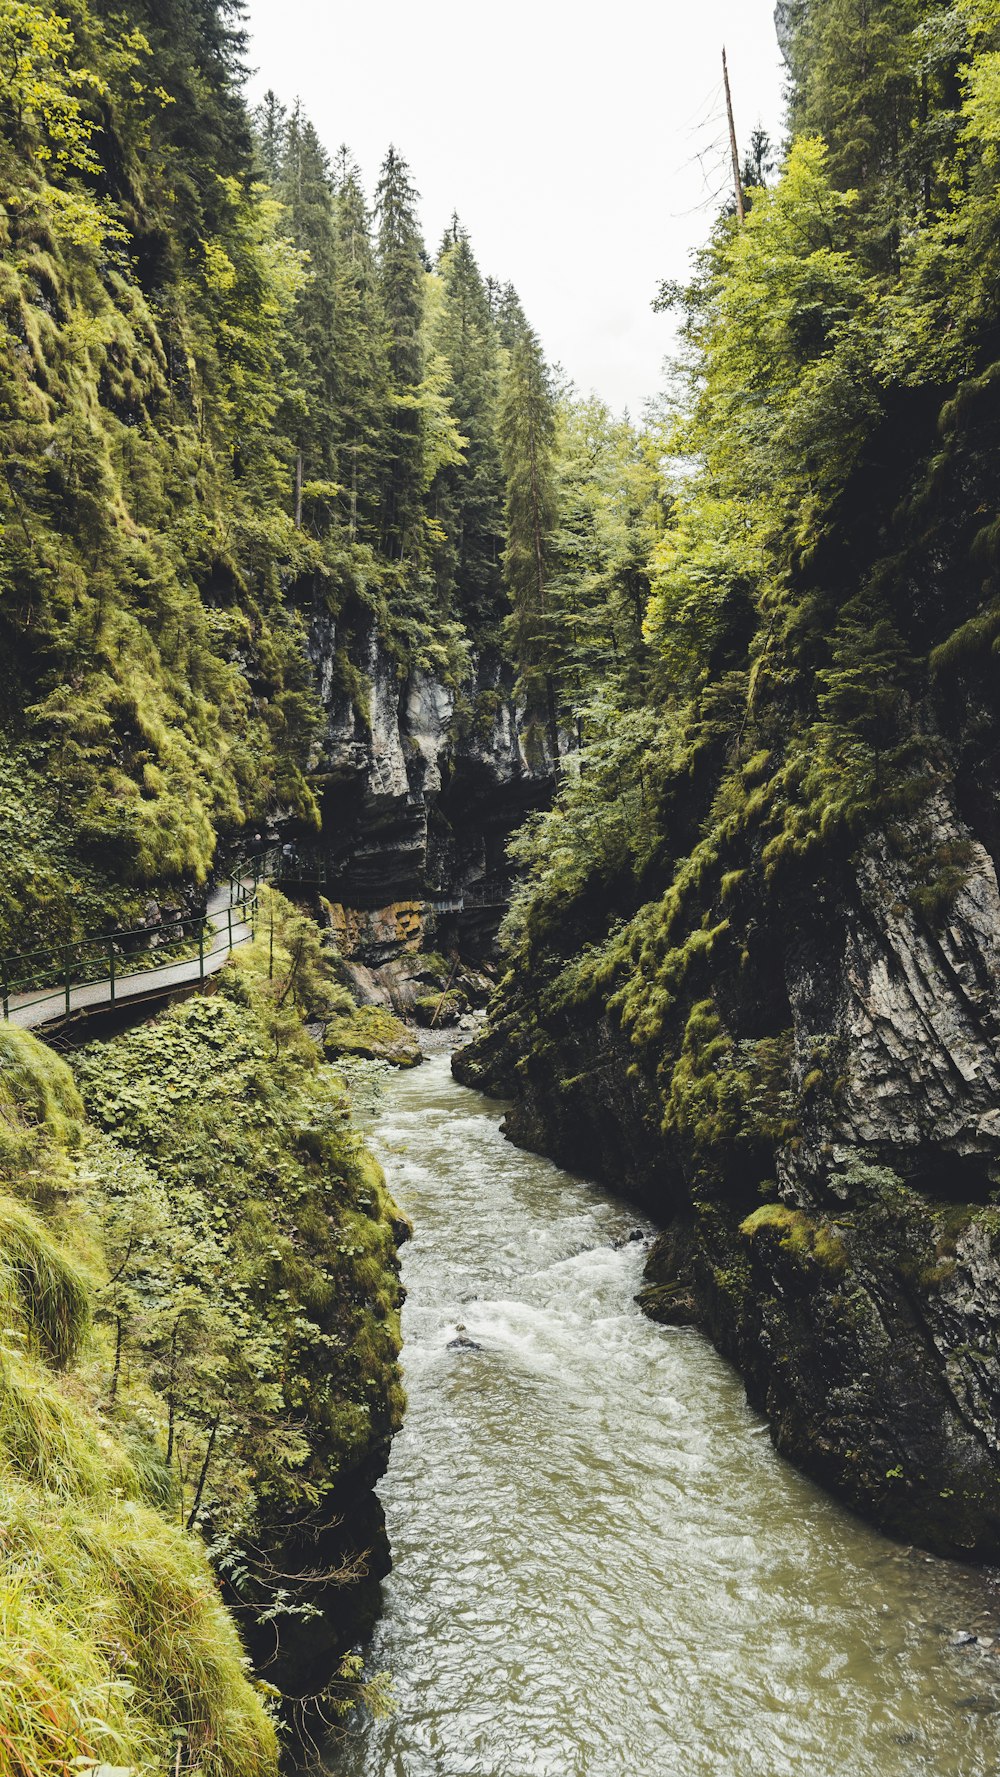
[333,150,390,544]
[276,106,339,523]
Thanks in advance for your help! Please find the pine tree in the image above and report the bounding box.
[495,281,529,351]
[375,145,425,560]
[253,89,287,183]
[499,326,560,764]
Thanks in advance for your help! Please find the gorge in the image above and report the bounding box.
[3,0,1000,1771]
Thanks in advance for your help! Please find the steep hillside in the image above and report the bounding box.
[458,0,1000,1557]
[0,0,573,973]
[0,891,405,1770]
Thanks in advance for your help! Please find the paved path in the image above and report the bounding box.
[5,882,255,1033]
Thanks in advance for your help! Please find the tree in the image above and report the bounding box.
[375,144,426,559]
[253,87,286,182]
[499,325,560,765]
[275,105,339,523]
[429,225,505,627]
[332,150,390,544]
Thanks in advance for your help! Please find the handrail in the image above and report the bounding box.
[0,844,279,1028]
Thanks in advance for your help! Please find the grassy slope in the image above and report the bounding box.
[0,895,405,1773]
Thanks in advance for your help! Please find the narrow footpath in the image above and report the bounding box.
[4,881,255,1032]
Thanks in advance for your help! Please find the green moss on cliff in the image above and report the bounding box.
[325,1003,422,1067]
[740,1203,848,1274]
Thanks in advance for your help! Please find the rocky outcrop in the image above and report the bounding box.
[305,609,551,955]
[778,790,1000,1207]
[456,778,1000,1560]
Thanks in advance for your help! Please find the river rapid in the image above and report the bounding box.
[330,1049,1000,1777]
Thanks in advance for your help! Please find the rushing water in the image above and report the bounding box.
[330,1050,1000,1777]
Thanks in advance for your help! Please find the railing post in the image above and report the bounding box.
[198,919,205,982]
[64,945,72,1018]
[108,939,116,1005]
[227,905,233,953]
[2,962,8,1023]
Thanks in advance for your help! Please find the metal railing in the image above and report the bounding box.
[1,851,271,1027]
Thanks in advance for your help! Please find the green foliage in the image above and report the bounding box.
[73,940,406,1557]
[478,0,1000,1242]
[0,997,279,1776]
[499,322,560,760]
[0,0,579,942]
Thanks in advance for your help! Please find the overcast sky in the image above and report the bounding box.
[243,1,787,418]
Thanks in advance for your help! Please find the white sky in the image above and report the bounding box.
[243,0,787,418]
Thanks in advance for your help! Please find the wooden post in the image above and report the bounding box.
[723,47,745,225]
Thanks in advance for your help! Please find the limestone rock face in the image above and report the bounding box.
[305,612,550,949]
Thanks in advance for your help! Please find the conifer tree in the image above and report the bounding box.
[431,225,505,626]
[276,106,339,524]
[375,145,426,559]
[495,281,530,351]
[333,150,390,544]
[499,326,560,763]
[254,89,287,183]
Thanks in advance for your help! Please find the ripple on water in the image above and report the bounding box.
[327,1053,1000,1777]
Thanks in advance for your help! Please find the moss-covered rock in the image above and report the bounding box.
[413,988,468,1027]
[325,1003,423,1067]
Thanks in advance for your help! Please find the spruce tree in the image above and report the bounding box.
[495,281,530,351]
[253,89,287,183]
[499,326,560,765]
[277,106,340,525]
[375,145,426,560]
[431,225,505,629]
[333,150,390,545]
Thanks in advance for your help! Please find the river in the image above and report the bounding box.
[330,1049,1000,1777]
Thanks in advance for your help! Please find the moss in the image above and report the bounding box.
[0,1010,280,1775]
[325,1004,423,1067]
[741,1202,848,1274]
[412,989,467,1027]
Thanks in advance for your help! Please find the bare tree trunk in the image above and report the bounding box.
[187,1412,221,1531]
[723,48,745,224]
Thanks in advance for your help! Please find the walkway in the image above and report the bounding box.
[4,880,257,1033]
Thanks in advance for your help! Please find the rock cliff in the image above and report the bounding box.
[304,608,551,963]
[454,376,1000,1562]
